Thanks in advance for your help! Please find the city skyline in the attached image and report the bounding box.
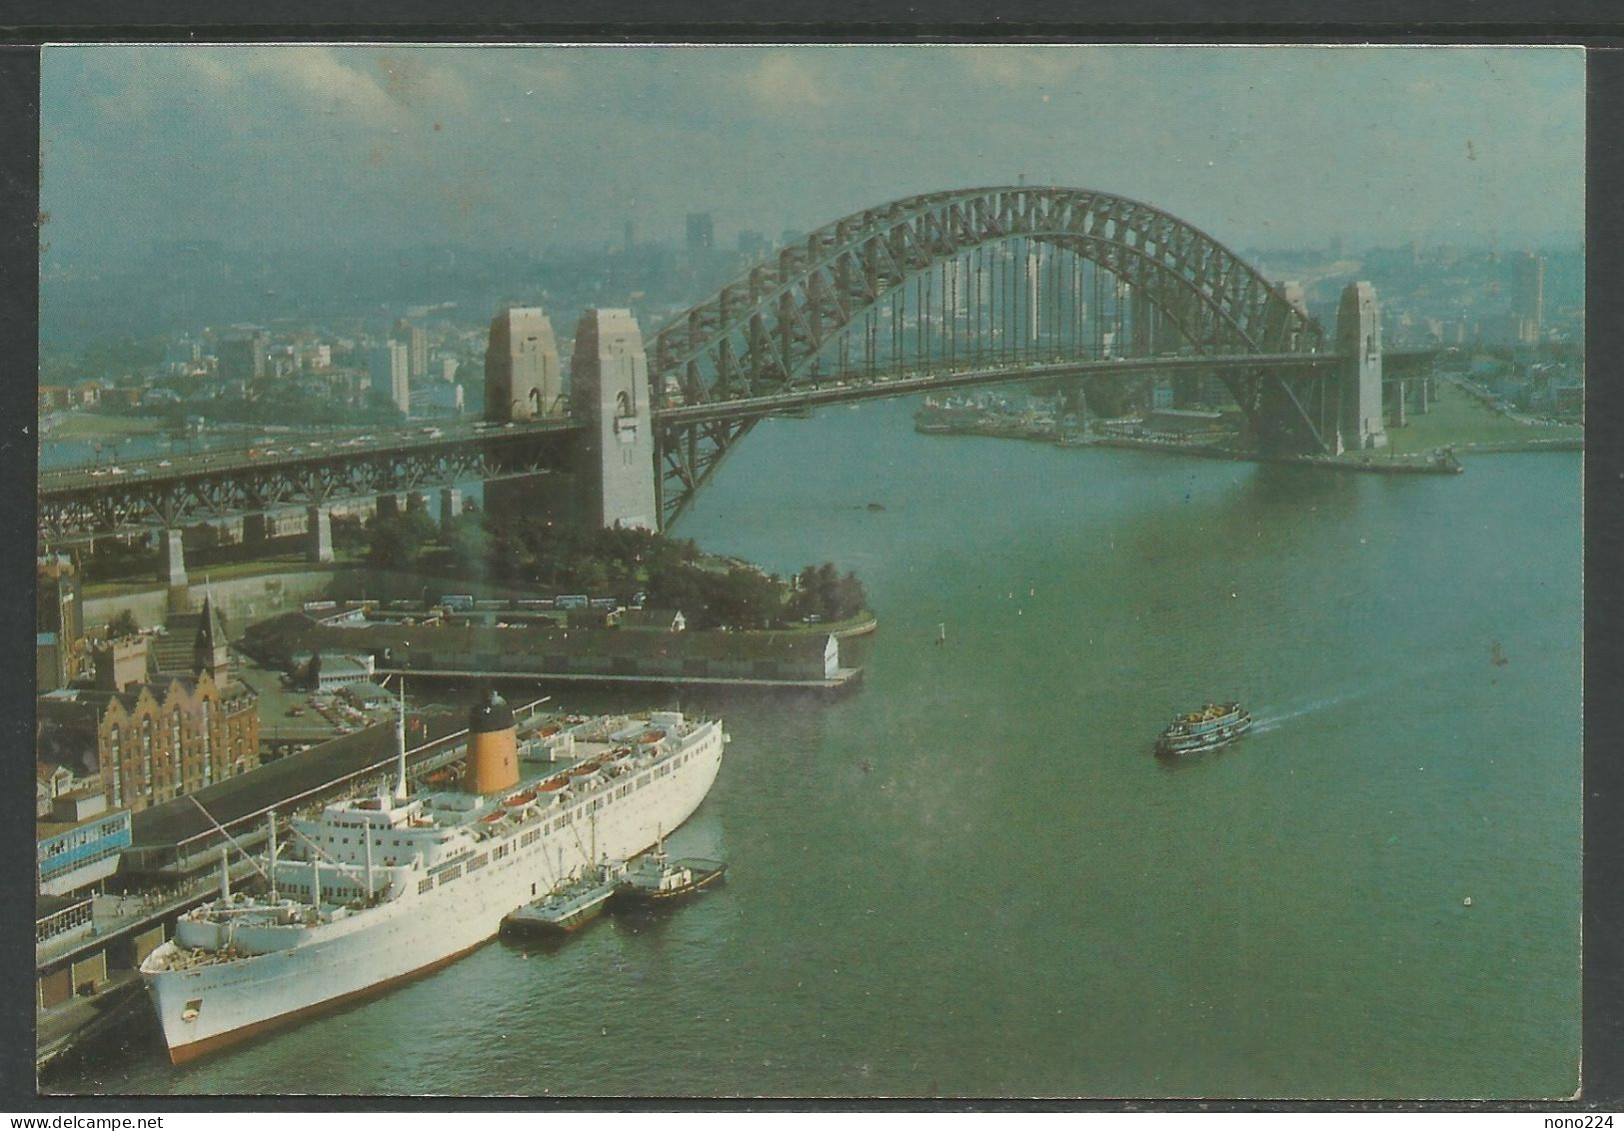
[41,45,1584,266]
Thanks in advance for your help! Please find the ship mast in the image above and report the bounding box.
[267,809,278,903]
[394,677,409,803]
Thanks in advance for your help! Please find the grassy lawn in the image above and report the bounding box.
[775,608,878,635]
[44,412,167,439]
[1356,380,1580,457]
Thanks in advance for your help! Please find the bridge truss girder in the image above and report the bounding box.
[38,433,574,541]
[646,186,1331,526]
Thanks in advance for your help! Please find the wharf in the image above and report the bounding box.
[37,970,147,1080]
[34,884,232,1079]
[1076,435,1466,474]
[377,665,864,692]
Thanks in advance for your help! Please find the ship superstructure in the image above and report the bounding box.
[1154,701,1251,755]
[140,690,726,1063]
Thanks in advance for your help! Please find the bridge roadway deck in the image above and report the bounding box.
[39,348,1433,536]
[39,416,577,493]
[655,351,1341,426]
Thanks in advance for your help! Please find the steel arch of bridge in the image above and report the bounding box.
[645,186,1329,526]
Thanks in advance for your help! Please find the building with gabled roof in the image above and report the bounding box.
[36,595,259,815]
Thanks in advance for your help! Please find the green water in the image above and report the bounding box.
[60,398,1581,1099]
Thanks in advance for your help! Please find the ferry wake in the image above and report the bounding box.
[139,689,727,1063]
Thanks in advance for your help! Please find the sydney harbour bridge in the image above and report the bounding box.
[38,186,1434,576]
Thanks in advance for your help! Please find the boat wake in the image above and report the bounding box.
[1247,693,1359,735]
[1249,657,1470,736]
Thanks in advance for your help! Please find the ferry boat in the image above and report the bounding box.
[1154,701,1251,755]
[502,861,627,936]
[614,843,727,907]
[140,690,727,1063]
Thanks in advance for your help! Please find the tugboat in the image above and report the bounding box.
[1155,701,1252,755]
[614,842,726,907]
[503,861,628,936]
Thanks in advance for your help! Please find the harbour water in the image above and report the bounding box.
[53,397,1581,1099]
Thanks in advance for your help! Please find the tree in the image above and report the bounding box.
[787,562,866,623]
[447,513,491,573]
[366,511,438,570]
[708,567,785,630]
[646,563,715,626]
[1082,374,1142,418]
[832,571,867,621]
[106,609,140,639]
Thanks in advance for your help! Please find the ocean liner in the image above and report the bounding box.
[140,690,726,1063]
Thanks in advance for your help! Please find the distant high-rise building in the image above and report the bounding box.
[218,328,267,385]
[484,307,562,421]
[36,554,83,691]
[406,325,428,379]
[371,341,410,414]
[686,213,715,253]
[1510,252,1546,344]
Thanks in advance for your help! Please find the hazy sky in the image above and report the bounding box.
[40,45,1584,262]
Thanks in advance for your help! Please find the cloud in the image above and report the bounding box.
[956,45,1108,90]
[740,51,836,111]
[38,45,1585,262]
[168,46,479,130]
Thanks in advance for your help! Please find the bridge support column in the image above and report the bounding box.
[158,528,189,611]
[243,512,269,548]
[439,488,462,532]
[1391,380,1408,429]
[307,505,333,564]
[375,493,401,522]
[1417,375,1431,414]
[571,308,658,530]
[1336,281,1387,450]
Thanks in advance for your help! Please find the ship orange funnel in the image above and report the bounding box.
[464,689,520,795]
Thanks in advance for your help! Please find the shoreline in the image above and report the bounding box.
[922,425,1580,474]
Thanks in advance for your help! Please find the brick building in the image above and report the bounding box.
[95,666,259,812]
[36,597,260,815]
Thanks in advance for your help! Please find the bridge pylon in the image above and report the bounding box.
[570,308,658,531]
[485,307,563,422]
[1336,281,1387,452]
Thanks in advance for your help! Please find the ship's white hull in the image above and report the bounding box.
[143,720,724,1062]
